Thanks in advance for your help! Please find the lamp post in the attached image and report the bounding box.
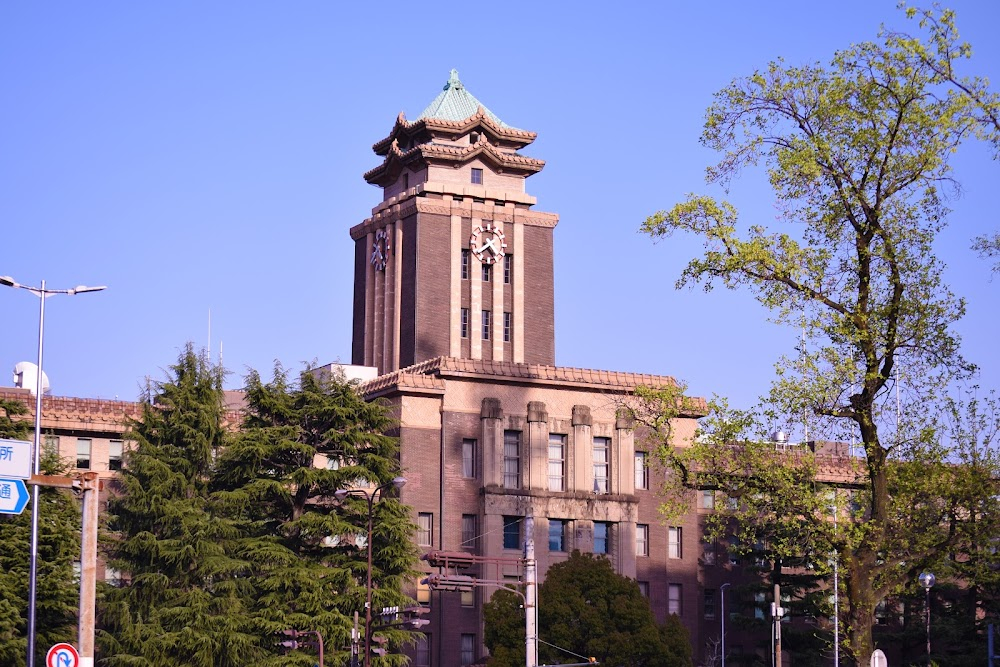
[335,476,407,667]
[919,572,935,665]
[720,582,730,667]
[1,275,106,667]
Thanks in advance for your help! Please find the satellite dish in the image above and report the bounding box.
[13,361,50,395]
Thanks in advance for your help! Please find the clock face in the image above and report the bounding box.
[370,228,390,271]
[469,223,507,265]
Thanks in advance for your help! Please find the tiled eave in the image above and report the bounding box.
[359,356,708,417]
[364,136,544,186]
[372,110,536,155]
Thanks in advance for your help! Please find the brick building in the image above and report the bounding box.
[347,70,715,666]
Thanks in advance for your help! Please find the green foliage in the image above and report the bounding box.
[483,552,691,667]
[639,5,1000,662]
[99,344,260,667]
[212,364,417,666]
[0,447,82,667]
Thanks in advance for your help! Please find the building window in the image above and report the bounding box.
[702,536,717,565]
[549,519,567,552]
[593,437,610,494]
[728,536,741,565]
[482,263,492,282]
[503,516,522,550]
[504,253,512,284]
[76,438,92,470]
[754,592,766,620]
[462,514,478,551]
[403,172,410,190]
[109,440,124,471]
[104,566,123,587]
[471,168,483,185]
[461,308,469,338]
[462,438,476,478]
[461,587,475,607]
[461,633,476,665]
[547,434,565,491]
[43,435,59,456]
[634,451,648,490]
[594,521,611,554]
[503,431,521,489]
[417,513,433,546]
[668,584,682,615]
[482,310,492,340]
[503,312,512,343]
[704,589,716,619]
[638,581,650,598]
[462,249,470,280]
[636,524,649,557]
[701,489,716,509]
[416,577,431,604]
[668,527,683,559]
[415,638,430,667]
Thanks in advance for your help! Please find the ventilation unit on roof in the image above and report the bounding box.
[13,361,50,396]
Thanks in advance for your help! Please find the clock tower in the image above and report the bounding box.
[351,70,558,374]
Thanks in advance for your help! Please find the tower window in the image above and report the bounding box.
[503,254,512,284]
[461,308,470,338]
[482,310,492,340]
[503,312,512,342]
[471,168,483,185]
[482,263,491,282]
[403,172,409,190]
[461,249,470,280]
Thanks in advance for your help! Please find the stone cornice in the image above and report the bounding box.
[350,193,559,241]
[358,356,708,416]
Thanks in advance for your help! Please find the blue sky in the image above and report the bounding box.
[1,1,998,411]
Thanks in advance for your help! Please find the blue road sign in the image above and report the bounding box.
[0,477,29,514]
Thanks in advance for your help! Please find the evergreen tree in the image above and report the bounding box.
[0,398,81,667]
[212,365,417,666]
[98,344,258,667]
[484,551,692,667]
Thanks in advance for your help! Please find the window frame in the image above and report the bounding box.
[461,249,470,280]
[636,523,649,557]
[462,438,476,478]
[76,438,92,470]
[547,434,566,492]
[503,253,512,284]
[668,526,683,559]
[593,436,610,494]
[503,311,512,343]
[482,310,492,340]
[634,450,649,490]
[668,583,683,615]
[594,521,611,555]
[417,512,434,546]
[470,168,483,185]
[503,516,522,550]
[503,431,521,489]
[109,439,124,471]
[461,308,469,338]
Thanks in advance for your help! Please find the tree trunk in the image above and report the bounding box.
[846,551,877,664]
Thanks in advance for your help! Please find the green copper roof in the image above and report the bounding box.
[416,69,513,128]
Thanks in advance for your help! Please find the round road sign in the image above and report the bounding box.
[46,642,80,667]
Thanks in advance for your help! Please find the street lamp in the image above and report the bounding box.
[335,476,406,667]
[1,275,106,667]
[720,582,730,667]
[919,572,935,665]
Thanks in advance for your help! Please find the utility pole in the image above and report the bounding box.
[78,472,101,665]
[773,581,782,667]
[525,516,537,667]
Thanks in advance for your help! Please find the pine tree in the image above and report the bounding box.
[98,345,259,667]
[0,399,81,667]
[212,365,417,666]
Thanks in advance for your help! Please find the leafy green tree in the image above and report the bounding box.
[0,398,81,667]
[211,365,417,666]
[483,551,691,667]
[99,344,259,667]
[638,6,1000,661]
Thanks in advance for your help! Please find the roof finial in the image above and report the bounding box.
[446,68,462,90]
